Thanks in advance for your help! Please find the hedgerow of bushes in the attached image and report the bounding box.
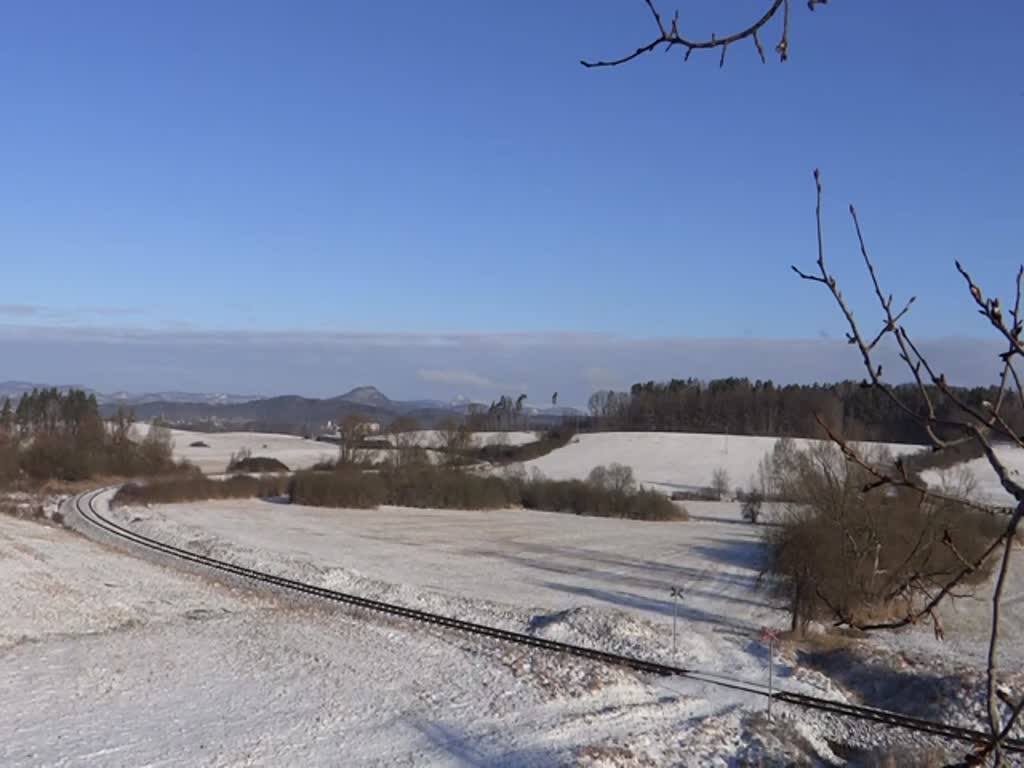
[226,448,290,473]
[288,461,683,521]
[114,469,290,506]
[468,427,576,465]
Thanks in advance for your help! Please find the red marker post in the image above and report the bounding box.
[759,626,780,720]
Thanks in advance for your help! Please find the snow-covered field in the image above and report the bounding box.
[524,431,924,495]
[920,443,1024,507]
[0,504,863,767]
[411,430,539,448]
[134,425,542,473]
[133,425,335,474]
[4,428,1022,765]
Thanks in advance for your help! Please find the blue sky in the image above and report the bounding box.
[1,2,1022,399]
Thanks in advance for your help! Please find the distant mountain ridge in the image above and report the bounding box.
[0,381,262,407]
[0,380,580,430]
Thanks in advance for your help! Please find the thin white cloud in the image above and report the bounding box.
[583,366,621,391]
[0,322,1005,406]
[0,304,45,317]
[417,368,497,389]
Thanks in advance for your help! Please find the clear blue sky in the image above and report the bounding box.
[0,2,1022,391]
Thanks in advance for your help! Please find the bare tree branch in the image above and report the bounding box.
[793,172,978,448]
[958,262,1024,362]
[986,503,1023,743]
[795,169,1024,760]
[581,0,823,69]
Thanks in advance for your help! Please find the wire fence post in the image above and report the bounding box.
[760,626,779,721]
[669,586,683,655]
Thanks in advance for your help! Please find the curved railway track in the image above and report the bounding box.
[74,488,1023,755]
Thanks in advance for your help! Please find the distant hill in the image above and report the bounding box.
[0,381,261,408]
[0,380,581,433]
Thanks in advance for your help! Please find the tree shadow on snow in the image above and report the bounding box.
[409,719,563,767]
[689,538,766,572]
[539,581,758,633]
[797,647,976,721]
[462,542,775,616]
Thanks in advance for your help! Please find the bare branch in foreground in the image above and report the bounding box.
[794,169,1024,759]
[581,0,828,69]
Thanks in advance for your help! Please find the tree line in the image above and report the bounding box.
[587,377,1024,445]
[0,388,177,483]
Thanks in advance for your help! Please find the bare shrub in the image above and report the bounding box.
[710,467,730,500]
[473,426,575,464]
[289,466,387,509]
[337,413,371,465]
[114,470,288,506]
[587,463,636,494]
[290,465,511,510]
[289,463,682,520]
[741,489,764,524]
[381,465,514,509]
[763,442,1001,632]
[227,455,289,473]
[670,488,718,502]
[0,434,20,485]
[438,418,475,465]
[226,446,252,472]
[521,465,681,521]
[388,416,427,469]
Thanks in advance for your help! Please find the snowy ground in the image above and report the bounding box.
[408,430,539,449]
[5,427,1022,765]
[133,425,335,474]
[134,425,541,473]
[523,431,923,495]
[920,443,1024,507]
[116,497,782,642]
[97,484,1021,763]
[0,504,870,767]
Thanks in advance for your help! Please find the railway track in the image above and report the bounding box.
[74,488,1024,755]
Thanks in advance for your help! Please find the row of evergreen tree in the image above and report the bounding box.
[587,378,1023,445]
[0,388,176,483]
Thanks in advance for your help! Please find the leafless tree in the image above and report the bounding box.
[711,467,731,500]
[581,0,830,70]
[337,412,371,466]
[388,416,424,469]
[588,463,638,495]
[108,406,136,446]
[792,169,1024,764]
[439,418,474,465]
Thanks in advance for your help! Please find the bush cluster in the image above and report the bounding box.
[288,461,684,521]
[670,488,719,502]
[761,440,1002,630]
[289,465,517,510]
[226,448,290,473]
[114,469,289,506]
[470,427,576,465]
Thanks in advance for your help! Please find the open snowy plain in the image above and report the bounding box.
[3,429,1023,766]
[134,425,540,474]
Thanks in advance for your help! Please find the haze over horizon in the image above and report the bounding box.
[0,326,1006,408]
[2,2,1021,402]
